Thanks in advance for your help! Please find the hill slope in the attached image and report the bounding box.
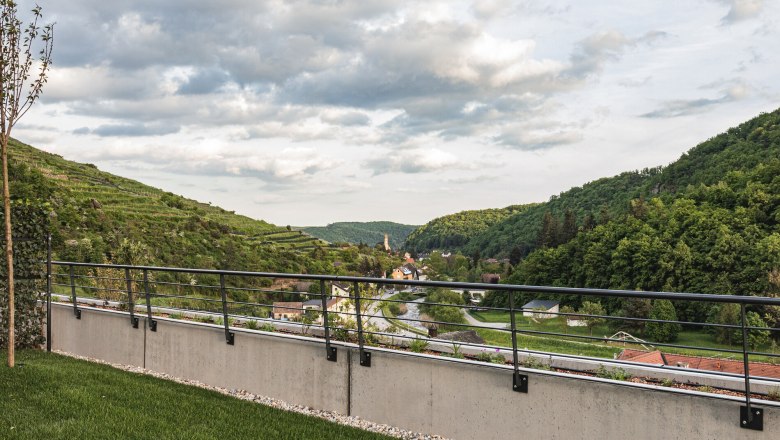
[303,221,418,248]
[404,205,534,252]
[9,140,399,275]
[409,108,780,258]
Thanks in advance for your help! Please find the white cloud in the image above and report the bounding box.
[16,0,780,225]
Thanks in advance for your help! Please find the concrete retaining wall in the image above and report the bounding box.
[50,303,779,439]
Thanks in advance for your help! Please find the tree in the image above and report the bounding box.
[560,209,577,243]
[1,1,54,367]
[578,301,606,336]
[619,298,652,335]
[645,300,681,343]
[509,245,523,266]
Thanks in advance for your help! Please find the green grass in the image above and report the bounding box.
[476,328,622,359]
[468,310,512,323]
[0,350,391,440]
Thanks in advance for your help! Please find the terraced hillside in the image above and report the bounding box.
[8,139,392,275]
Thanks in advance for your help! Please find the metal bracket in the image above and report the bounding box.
[327,346,337,362]
[131,317,139,329]
[513,373,528,393]
[226,332,235,345]
[360,350,371,367]
[149,320,157,332]
[740,406,763,431]
[74,309,82,320]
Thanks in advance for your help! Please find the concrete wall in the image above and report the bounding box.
[50,303,779,440]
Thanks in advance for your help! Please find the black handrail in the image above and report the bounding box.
[48,259,780,431]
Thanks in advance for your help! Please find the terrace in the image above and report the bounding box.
[44,259,780,439]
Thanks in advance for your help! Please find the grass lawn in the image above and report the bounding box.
[468,310,512,323]
[476,328,622,359]
[0,350,391,440]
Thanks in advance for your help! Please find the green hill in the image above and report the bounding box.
[409,109,780,260]
[404,205,534,252]
[303,221,418,248]
[496,109,780,331]
[8,139,399,275]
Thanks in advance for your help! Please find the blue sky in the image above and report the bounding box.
[18,0,780,226]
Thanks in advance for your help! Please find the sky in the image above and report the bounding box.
[15,0,780,226]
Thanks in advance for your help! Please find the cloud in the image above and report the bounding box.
[641,83,750,118]
[365,148,473,175]
[716,0,763,24]
[73,143,340,183]
[76,123,181,137]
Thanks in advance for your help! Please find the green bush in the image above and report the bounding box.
[409,338,429,353]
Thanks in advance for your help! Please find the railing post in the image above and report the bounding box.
[46,234,52,351]
[739,303,762,430]
[509,290,527,392]
[69,264,81,319]
[143,269,157,331]
[320,280,336,361]
[125,268,139,329]
[353,281,370,367]
[219,274,235,345]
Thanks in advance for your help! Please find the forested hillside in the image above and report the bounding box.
[408,109,780,261]
[9,140,400,275]
[473,109,780,336]
[404,205,533,253]
[303,221,418,249]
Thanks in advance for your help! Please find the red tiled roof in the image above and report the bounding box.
[618,349,780,379]
[272,302,303,315]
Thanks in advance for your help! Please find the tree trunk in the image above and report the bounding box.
[1,135,13,367]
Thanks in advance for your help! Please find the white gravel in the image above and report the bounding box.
[54,350,450,440]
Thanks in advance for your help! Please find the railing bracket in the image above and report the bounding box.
[327,346,337,362]
[131,317,139,329]
[149,319,157,332]
[513,373,528,393]
[360,350,371,367]
[740,406,763,431]
[74,309,82,320]
[226,332,235,345]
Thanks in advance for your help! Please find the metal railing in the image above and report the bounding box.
[46,259,780,431]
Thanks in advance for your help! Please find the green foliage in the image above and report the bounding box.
[409,337,429,353]
[0,202,49,348]
[475,350,506,364]
[645,300,682,343]
[405,205,532,252]
[409,108,780,267]
[596,365,632,381]
[7,139,403,282]
[578,301,606,336]
[303,222,419,249]
[419,288,466,330]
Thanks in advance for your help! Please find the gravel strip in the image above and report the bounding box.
[53,350,450,440]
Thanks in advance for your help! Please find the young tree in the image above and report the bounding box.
[645,300,682,343]
[1,1,54,367]
[578,301,606,336]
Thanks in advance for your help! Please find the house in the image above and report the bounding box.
[271,302,303,321]
[481,273,501,284]
[521,299,560,319]
[391,263,419,280]
[300,296,355,323]
[331,282,351,299]
[618,349,780,379]
[485,258,499,264]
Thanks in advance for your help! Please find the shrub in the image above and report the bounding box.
[259,323,275,332]
[245,320,259,330]
[596,365,632,381]
[409,338,429,353]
